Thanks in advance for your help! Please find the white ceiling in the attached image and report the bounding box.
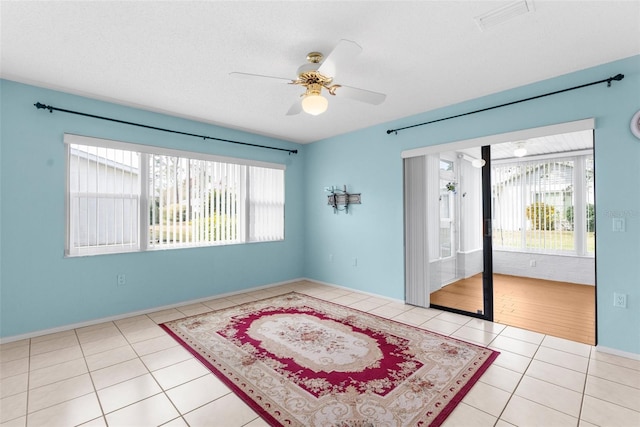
[2,1,639,144]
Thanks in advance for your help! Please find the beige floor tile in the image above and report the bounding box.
[490,335,539,358]
[122,324,167,344]
[451,326,498,346]
[96,373,162,414]
[29,334,79,356]
[0,345,29,364]
[541,335,592,357]
[160,417,189,426]
[26,393,102,427]
[29,346,84,371]
[588,358,640,389]
[591,349,640,371]
[0,415,26,427]
[489,348,532,374]
[165,374,230,414]
[202,298,238,311]
[500,326,545,345]
[501,395,577,426]
[0,373,28,399]
[90,358,149,390]
[478,364,523,393]
[28,358,88,389]
[494,420,516,427]
[104,393,179,426]
[368,305,406,319]
[152,359,209,391]
[131,334,178,357]
[0,392,26,424]
[76,324,122,345]
[515,375,583,418]
[464,318,507,335]
[584,375,640,411]
[84,345,138,372]
[440,402,497,427]
[392,308,438,326]
[177,303,212,317]
[27,373,94,413]
[330,294,368,307]
[435,311,472,326]
[534,346,589,373]
[0,358,28,380]
[524,359,586,392]
[148,309,185,324]
[80,334,129,357]
[141,345,192,372]
[77,416,107,426]
[114,315,151,328]
[461,381,511,417]
[243,417,271,427]
[30,330,75,344]
[580,395,640,427]
[0,340,29,352]
[420,318,461,335]
[182,392,259,427]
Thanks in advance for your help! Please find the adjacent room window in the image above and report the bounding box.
[491,153,594,256]
[66,134,285,257]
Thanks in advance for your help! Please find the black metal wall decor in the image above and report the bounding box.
[326,185,361,214]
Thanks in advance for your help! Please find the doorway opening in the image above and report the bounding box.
[404,121,596,345]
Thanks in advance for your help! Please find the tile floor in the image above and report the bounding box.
[1,280,639,427]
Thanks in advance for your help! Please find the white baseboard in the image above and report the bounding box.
[300,277,405,304]
[595,345,640,361]
[0,278,304,344]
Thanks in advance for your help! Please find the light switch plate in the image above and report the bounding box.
[612,218,625,232]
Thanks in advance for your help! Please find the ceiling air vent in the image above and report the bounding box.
[475,0,535,31]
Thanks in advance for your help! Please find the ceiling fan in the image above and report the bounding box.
[230,39,386,116]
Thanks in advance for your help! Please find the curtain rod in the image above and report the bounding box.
[33,102,298,155]
[386,73,624,135]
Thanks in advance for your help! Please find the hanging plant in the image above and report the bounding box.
[446,182,456,193]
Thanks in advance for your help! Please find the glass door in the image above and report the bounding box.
[428,147,493,319]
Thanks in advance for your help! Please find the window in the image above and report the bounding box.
[492,153,594,256]
[66,134,285,256]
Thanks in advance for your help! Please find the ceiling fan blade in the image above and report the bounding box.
[317,39,362,77]
[334,85,386,105]
[286,100,302,116]
[229,72,293,84]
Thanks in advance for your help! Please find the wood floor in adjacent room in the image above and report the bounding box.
[430,274,596,345]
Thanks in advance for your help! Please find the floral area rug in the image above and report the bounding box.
[160,292,499,427]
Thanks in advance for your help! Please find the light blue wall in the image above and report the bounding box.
[2,55,639,355]
[304,55,640,355]
[0,80,306,338]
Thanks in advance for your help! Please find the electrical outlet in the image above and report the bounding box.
[117,274,126,286]
[613,292,627,308]
[329,254,333,263]
[352,258,358,267]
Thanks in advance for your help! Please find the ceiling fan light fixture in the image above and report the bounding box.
[302,94,328,115]
[301,84,328,115]
[472,158,486,168]
[513,144,527,157]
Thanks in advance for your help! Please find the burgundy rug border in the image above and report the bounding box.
[430,349,500,427]
[159,323,282,426]
[160,291,501,427]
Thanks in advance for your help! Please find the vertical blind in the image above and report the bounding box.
[492,154,593,255]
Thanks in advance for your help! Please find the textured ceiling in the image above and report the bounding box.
[2,1,639,144]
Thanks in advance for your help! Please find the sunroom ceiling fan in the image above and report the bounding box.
[230,39,386,116]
